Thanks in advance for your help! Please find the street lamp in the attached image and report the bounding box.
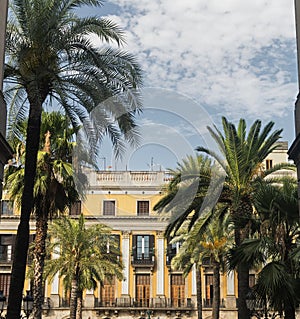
[139,309,152,319]
[22,290,33,319]
[0,290,6,319]
[0,290,33,319]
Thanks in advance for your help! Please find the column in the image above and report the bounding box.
[156,232,165,296]
[192,264,197,295]
[225,271,236,308]
[121,231,130,296]
[85,289,95,308]
[50,274,60,307]
[50,246,60,307]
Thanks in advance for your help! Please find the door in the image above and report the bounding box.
[101,277,115,306]
[171,274,185,307]
[136,274,150,307]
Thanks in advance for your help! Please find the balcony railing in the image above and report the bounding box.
[203,298,225,308]
[131,253,155,267]
[83,169,172,188]
[95,297,193,309]
[0,256,12,263]
[0,247,12,263]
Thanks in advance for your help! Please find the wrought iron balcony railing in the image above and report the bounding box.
[131,253,155,267]
[95,297,194,309]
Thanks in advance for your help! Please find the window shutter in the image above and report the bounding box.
[132,235,137,258]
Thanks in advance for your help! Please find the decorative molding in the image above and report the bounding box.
[122,231,131,238]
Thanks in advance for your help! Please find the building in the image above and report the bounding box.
[0,169,239,319]
[0,0,13,198]
[0,142,297,319]
[288,0,300,212]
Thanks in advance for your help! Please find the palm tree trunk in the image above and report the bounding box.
[212,260,220,319]
[6,101,42,319]
[283,249,296,319]
[70,276,78,319]
[76,290,83,319]
[32,212,49,319]
[284,304,296,319]
[237,261,250,319]
[196,266,203,319]
[235,225,250,319]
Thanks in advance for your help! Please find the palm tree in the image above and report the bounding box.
[172,210,234,319]
[45,215,123,319]
[4,0,142,316]
[231,178,300,319]
[170,228,205,319]
[196,117,282,319]
[154,155,218,237]
[154,155,228,319]
[5,111,82,319]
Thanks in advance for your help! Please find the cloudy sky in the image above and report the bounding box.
[80,0,299,170]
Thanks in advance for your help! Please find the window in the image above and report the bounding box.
[1,200,13,215]
[0,274,10,297]
[103,200,115,216]
[166,241,182,265]
[136,274,150,307]
[0,235,14,262]
[106,235,120,254]
[171,274,185,307]
[266,159,273,170]
[70,201,81,216]
[137,235,150,259]
[137,201,149,216]
[132,235,154,264]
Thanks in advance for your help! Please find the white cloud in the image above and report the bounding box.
[97,0,298,143]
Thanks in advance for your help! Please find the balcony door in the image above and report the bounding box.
[0,273,10,297]
[100,277,115,306]
[136,274,150,307]
[171,274,185,307]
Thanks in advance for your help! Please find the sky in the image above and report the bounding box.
[78,0,299,171]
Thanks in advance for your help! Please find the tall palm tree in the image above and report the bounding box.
[45,215,123,319]
[5,111,82,319]
[4,0,142,316]
[196,117,282,319]
[154,155,228,319]
[170,228,205,319]
[172,210,234,319]
[231,178,300,319]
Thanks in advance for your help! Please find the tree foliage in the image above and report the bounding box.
[45,215,123,319]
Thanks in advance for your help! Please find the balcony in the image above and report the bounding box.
[94,297,194,319]
[203,298,225,308]
[95,297,193,309]
[131,253,155,268]
[83,169,172,189]
[0,246,12,264]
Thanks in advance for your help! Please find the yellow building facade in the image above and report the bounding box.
[45,169,239,319]
[0,141,297,319]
